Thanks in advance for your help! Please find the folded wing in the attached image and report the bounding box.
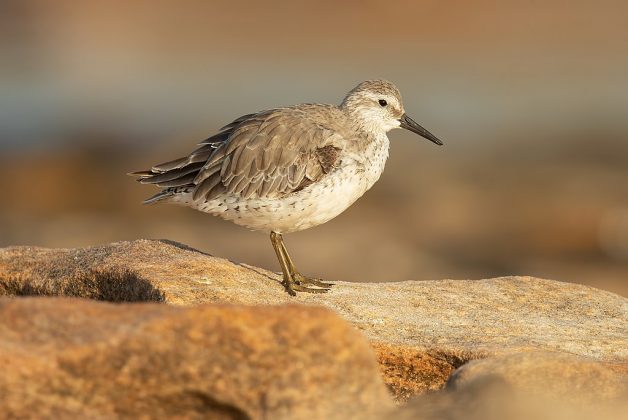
[130,107,344,202]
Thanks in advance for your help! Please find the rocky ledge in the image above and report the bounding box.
[1,240,627,419]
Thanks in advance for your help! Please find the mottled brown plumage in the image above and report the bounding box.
[135,105,349,203]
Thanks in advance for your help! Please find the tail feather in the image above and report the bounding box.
[129,164,196,204]
[127,170,153,177]
[138,162,204,185]
[142,189,176,205]
[129,144,205,205]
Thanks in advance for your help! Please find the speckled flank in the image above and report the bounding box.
[173,133,390,233]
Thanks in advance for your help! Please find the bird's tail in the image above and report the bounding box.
[128,169,182,205]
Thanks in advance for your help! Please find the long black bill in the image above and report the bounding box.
[399,114,443,145]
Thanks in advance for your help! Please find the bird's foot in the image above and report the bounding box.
[293,273,333,288]
[282,273,332,296]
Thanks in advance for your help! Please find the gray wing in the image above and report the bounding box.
[131,107,343,202]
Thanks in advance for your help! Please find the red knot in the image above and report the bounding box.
[130,80,443,295]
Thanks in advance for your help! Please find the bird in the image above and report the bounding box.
[129,80,443,295]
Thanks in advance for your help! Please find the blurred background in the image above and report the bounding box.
[1,0,627,296]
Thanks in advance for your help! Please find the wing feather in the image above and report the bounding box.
[129,105,345,203]
[139,162,204,184]
[193,172,222,201]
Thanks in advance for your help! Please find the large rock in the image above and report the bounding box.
[0,297,392,419]
[2,239,627,401]
[447,352,628,403]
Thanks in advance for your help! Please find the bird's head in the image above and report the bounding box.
[340,79,443,145]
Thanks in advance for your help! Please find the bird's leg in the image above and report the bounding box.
[276,233,333,289]
[269,231,296,295]
[269,232,330,295]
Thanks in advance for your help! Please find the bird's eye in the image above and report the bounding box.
[378,99,387,107]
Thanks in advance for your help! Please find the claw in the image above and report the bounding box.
[282,281,298,296]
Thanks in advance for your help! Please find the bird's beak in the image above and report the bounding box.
[399,114,443,145]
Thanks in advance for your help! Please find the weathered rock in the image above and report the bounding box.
[372,343,486,402]
[447,351,628,404]
[390,375,628,420]
[0,297,392,419]
[2,239,627,401]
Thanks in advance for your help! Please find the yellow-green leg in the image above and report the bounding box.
[270,231,332,295]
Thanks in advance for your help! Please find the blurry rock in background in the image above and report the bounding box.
[1,0,627,296]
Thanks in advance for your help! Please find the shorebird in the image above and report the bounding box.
[130,80,443,295]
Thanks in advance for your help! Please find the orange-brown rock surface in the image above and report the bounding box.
[0,298,392,419]
[1,239,627,415]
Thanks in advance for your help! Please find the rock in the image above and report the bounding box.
[447,351,628,404]
[2,239,627,401]
[0,297,392,419]
[372,343,486,402]
[390,375,628,420]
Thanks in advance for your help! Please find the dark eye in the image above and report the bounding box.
[378,99,387,107]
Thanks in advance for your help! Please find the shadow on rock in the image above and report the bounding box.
[2,267,165,302]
